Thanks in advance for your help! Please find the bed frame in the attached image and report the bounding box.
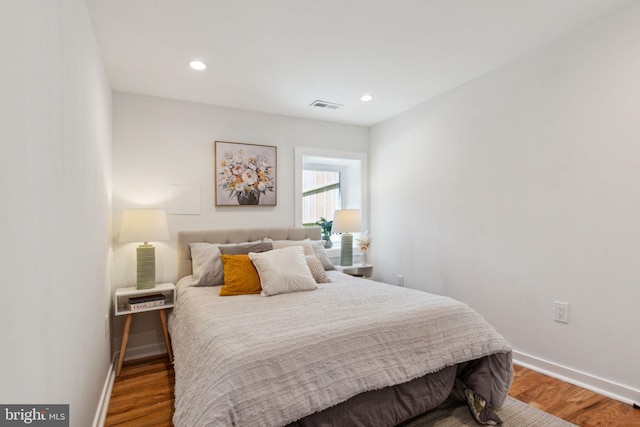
[177,226,321,280]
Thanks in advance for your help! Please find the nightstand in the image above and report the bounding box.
[334,264,373,278]
[114,282,176,376]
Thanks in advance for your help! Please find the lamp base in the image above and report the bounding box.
[136,244,156,290]
[340,233,353,266]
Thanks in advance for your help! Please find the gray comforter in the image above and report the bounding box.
[169,272,513,427]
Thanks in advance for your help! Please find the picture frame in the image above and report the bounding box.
[215,141,277,206]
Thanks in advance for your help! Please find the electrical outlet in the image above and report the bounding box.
[554,301,569,323]
[397,275,404,287]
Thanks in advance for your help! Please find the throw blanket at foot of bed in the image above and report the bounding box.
[169,272,513,427]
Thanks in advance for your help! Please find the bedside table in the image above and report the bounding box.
[114,283,176,376]
[335,264,373,278]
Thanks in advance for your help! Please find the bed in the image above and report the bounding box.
[168,227,513,427]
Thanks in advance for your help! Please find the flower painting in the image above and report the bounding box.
[215,141,277,206]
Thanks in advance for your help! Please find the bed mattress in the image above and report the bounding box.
[168,271,512,427]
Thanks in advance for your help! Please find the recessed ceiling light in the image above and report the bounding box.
[189,60,208,71]
[360,94,374,102]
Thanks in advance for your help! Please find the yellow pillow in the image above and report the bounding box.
[219,254,261,296]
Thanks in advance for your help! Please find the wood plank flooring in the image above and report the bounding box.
[105,355,174,427]
[510,364,640,426]
[105,354,640,426]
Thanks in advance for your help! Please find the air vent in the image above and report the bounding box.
[310,100,343,110]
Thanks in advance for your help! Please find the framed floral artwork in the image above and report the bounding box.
[215,141,277,206]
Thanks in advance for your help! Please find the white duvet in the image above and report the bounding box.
[169,272,512,427]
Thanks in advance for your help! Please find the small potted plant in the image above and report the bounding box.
[315,217,333,248]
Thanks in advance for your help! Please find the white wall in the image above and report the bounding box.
[370,2,640,402]
[112,93,368,356]
[0,1,112,426]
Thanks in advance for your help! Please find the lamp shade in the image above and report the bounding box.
[119,209,169,243]
[332,209,362,234]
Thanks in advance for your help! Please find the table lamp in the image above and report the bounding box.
[332,209,361,266]
[119,209,169,289]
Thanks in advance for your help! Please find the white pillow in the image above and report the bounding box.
[249,246,318,296]
[271,239,315,256]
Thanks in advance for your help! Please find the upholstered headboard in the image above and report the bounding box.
[177,227,322,280]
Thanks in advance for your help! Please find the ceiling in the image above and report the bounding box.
[87,0,633,126]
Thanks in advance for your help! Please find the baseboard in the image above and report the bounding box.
[513,350,640,406]
[115,342,166,362]
[92,354,117,427]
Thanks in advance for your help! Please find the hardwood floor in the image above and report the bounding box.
[105,354,640,426]
[510,365,640,426]
[105,355,174,427]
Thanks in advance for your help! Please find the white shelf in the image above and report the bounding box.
[114,282,176,316]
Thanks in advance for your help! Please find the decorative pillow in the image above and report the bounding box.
[310,240,336,270]
[219,254,262,296]
[219,242,272,255]
[189,243,224,287]
[271,240,315,256]
[249,246,318,296]
[189,240,266,287]
[305,255,331,283]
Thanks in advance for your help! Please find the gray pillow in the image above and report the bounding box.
[190,243,224,287]
[219,242,272,255]
[190,241,271,287]
[310,240,335,270]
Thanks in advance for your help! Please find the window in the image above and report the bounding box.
[302,170,341,225]
[302,170,342,225]
[294,147,367,232]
